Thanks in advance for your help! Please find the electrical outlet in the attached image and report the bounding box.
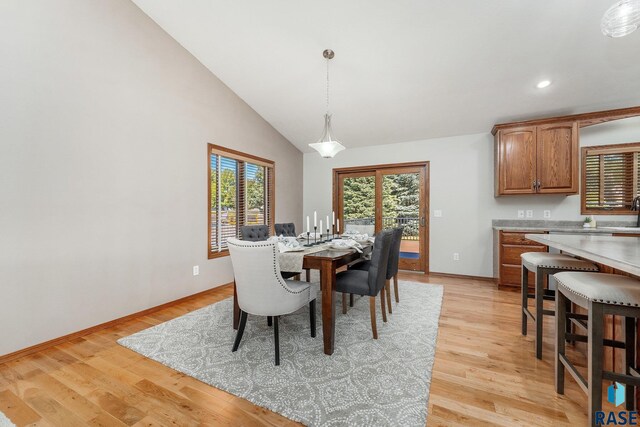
[193,265,199,276]
[526,210,533,218]
[434,210,442,217]
[543,210,551,219]
[453,253,460,261]
[517,210,525,219]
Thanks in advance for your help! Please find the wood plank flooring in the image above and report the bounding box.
[0,273,615,426]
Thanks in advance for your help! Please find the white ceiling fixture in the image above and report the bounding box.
[536,80,552,89]
[602,0,640,37]
[132,1,640,153]
[308,49,345,158]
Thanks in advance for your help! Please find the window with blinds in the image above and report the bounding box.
[208,144,275,258]
[582,143,640,214]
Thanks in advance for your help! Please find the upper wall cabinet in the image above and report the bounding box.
[495,122,578,196]
[492,106,640,197]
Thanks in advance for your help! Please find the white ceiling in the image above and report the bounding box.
[132,0,640,153]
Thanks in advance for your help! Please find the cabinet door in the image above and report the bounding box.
[536,122,578,194]
[496,127,537,195]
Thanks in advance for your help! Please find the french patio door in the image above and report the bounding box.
[334,162,429,272]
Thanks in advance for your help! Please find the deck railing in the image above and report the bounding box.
[344,217,419,240]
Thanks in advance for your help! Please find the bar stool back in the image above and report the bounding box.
[521,252,598,359]
[555,272,640,426]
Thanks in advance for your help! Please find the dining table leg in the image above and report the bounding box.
[233,280,240,330]
[320,260,336,355]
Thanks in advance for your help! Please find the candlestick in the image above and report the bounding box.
[313,226,318,245]
[320,220,323,239]
[326,228,331,241]
[326,216,329,231]
[337,218,340,234]
[304,231,311,247]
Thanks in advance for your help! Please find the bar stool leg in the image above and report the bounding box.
[588,302,604,427]
[535,268,544,359]
[555,289,567,394]
[522,265,529,336]
[625,316,636,411]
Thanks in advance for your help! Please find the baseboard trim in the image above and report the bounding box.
[0,282,233,365]
[428,271,498,283]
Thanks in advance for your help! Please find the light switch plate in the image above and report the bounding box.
[543,210,551,219]
[193,266,199,276]
[517,210,525,219]
[526,210,533,218]
[453,253,460,261]
[434,210,442,217]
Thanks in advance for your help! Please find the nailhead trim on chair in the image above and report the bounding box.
[227,239,310,299]
[555,277,640,307]
[531,264,598,270]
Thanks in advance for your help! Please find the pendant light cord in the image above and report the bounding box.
[326,57,330,113]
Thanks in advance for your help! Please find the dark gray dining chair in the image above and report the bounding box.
[240,224,301,280]
[336,229,393,339]
[349,227,403,313]
[275,223,296,237]
[240,225,270,241]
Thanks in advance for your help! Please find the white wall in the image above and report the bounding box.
[304,116,640,278]
[0,0,302,355]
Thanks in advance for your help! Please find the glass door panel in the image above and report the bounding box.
[339,172,377,236]
[381,170,424,271]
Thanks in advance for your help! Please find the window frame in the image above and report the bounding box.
[207,144,275,259]
[581,141,640,215]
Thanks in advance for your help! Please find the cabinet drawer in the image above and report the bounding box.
[500,232,546,246]
[501,244,547,265]
[500,264,523,287]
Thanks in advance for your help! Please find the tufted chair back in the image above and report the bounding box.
[227,238,313,316]
[240,225,270,241]
[367,229,393,295]
[386,227,404,279]
[274,223,296,237]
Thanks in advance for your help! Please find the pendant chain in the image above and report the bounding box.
[326,58,330,113]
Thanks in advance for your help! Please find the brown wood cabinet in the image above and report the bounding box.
[498,231,548,289]
[494,122,578,196]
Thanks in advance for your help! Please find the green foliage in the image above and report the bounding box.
[219,169,236,210]
[342,173,420,236]
[246,167,264,210]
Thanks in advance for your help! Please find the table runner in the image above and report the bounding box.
[279,243,332,273]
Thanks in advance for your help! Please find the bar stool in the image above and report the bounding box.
[555,272,640,426]
[521,252,598,359]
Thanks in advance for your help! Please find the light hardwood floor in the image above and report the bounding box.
[0,273,616,426]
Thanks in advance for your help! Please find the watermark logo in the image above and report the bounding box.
[608,382,626,407]
[595,382,638,425]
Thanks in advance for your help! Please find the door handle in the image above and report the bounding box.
[420,216,426,227]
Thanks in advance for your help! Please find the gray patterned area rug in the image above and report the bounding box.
[0,410,15,427]
[118,281,443,426]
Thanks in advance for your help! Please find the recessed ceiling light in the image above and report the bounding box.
[536,80,551,89]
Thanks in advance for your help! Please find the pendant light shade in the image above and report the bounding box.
[601,0,640,37]
[309,49,346,158]
[309,113,345,158]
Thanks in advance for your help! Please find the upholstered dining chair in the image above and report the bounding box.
[227,238,317,365]
[335,229,393,339]
[349,227,403,313]
[275,223,296,237]
[240,225,270,241]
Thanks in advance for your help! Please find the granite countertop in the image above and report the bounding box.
[493,220,640,234]
[525,233,640,277]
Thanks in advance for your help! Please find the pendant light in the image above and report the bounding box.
[309,49,346,158]
[601,0,640,37]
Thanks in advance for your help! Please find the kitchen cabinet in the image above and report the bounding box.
[495,122,578,196]
[498,231,548,289]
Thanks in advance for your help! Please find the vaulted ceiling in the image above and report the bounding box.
[132,0,640,152]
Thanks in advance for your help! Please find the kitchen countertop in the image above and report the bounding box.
[492,220,640,234]
[524,233,640,277]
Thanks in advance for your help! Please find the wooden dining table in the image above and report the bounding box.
[232,242,373,355]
